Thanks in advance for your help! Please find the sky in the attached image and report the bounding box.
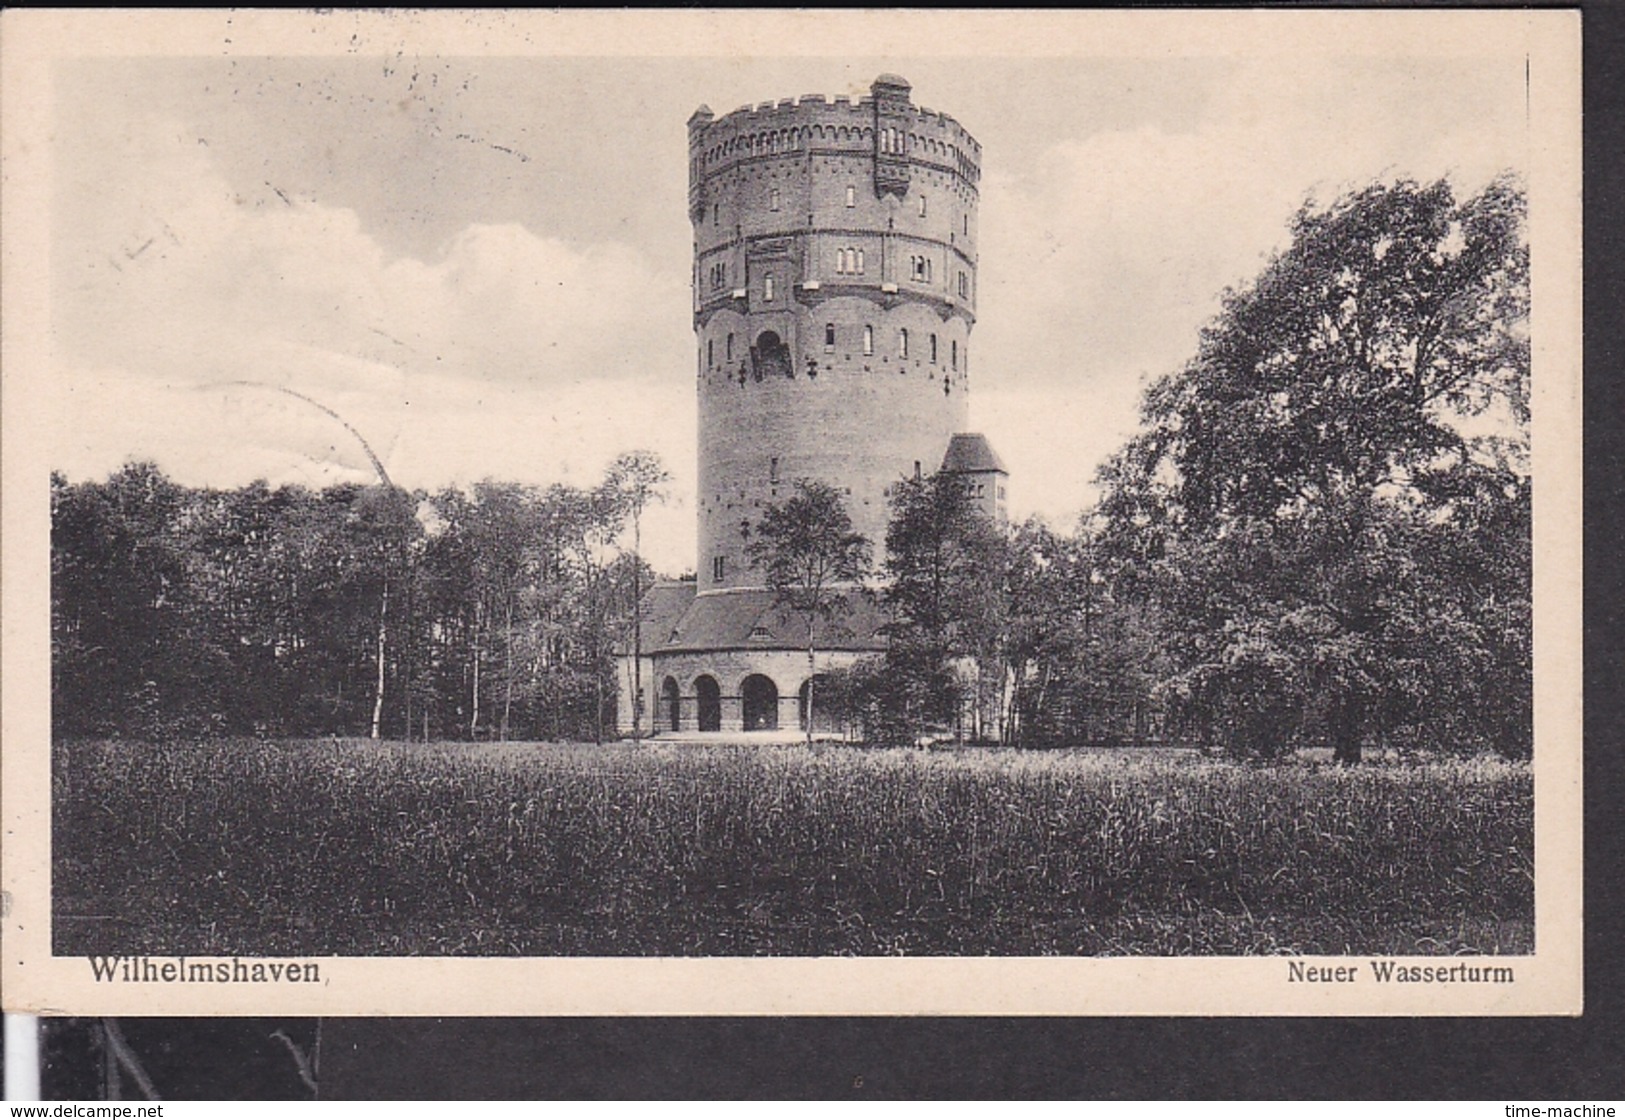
[46,23,1530,574]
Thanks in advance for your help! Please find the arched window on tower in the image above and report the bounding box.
[707,339,714,367]
[764,273,775,301]
[727,333,734,361]
[899,329,909,359]
[855,248,864,274]
[824,323,835,351]
[769,187,780,212]
[863,325,874,356]
[930,333,938,363]
[845,184,856,208]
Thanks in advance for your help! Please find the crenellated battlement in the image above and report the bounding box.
[688,76,982,193]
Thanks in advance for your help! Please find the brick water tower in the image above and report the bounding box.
[618,74,1005,736]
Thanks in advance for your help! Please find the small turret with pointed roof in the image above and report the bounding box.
[941,433,1009,526]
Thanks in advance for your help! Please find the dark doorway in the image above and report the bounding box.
[695,675,722,732]
[662,676,681,732]
[741,674,779,731]
[751,331,792,380]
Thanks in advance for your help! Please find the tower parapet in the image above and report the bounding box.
[687,80,982,223]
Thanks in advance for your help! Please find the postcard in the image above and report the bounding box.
[1,9,1582,1015]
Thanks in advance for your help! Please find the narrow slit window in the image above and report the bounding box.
[856,249,864,274]
[919,194,927,218]
[845,184,856,208]
[824,323,836,350]
[863,325,874,356]
[899,329,909,359]
[713,556,725,582]
[770,457,780,483]
[951,340,958,370]
[769,187,780,212]
[764,274,775,301]
[930,334,938,363]
[727,333,734,361]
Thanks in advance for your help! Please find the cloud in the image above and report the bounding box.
[967,58,1525,524]
[51,112,700,571]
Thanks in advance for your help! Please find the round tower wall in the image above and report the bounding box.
[689,81,980,592]
[697,297,970,589]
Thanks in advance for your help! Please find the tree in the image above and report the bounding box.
[51,464,192,736]
[878,471,1006,743]
[746,479,872,745]
[349,484,421,740]
[1098,175,1530,761]
[603,451,670,739]
[564,479,631,745]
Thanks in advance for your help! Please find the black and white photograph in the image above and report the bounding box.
[0,10,1582,1015]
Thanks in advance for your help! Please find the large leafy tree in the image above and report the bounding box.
[746,479,872,745]
[875,471,1006,744]
[999,517,1167,749]
[1100,175,1530,761]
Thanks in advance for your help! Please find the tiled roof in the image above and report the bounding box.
[614,580,697,656]
[940,432,1007,475]
[626,585,890,655]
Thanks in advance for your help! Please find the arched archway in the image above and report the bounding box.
[694,675,722,732]
[661,676,681,733]
[741,674,779,731]
[752,331,791,380]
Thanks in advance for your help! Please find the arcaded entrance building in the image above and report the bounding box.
[617,74,1007,736]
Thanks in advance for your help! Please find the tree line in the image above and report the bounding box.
[52,176,1530,760]
[757,176,1531,761]
[52,455,665,743]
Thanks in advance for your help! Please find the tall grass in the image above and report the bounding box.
[53,739,1532,956]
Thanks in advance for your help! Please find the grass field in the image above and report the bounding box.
[53,738,1533,956]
